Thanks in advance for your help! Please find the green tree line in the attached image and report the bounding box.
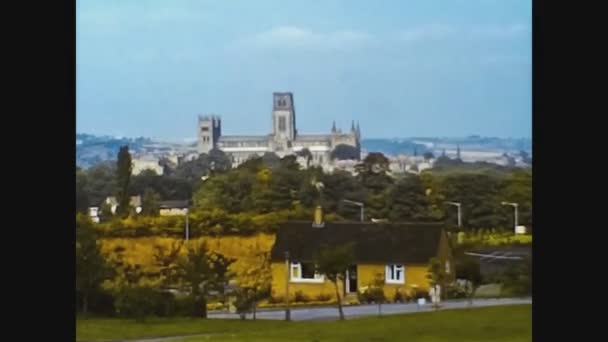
[77,147,532,233]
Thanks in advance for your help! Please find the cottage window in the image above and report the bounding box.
[290,262,324,283]
[385,264,405,284]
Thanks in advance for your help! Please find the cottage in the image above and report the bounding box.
[269,207,453,302]
[104,196,142,215]
[159,200,190,216]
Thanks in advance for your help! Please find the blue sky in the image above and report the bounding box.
[77,0,531,141]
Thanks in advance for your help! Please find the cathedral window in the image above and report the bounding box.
[279,117,286,132]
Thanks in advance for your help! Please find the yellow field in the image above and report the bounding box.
[100,234,275,286]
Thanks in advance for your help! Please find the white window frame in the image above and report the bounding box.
[290,262,324,283]
[385,264,405,284]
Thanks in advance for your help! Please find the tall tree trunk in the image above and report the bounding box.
[253,301,257,320]
[334,281,345,320]
[201,296,208,318]
[82,293,88,315]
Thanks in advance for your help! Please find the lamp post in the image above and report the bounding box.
[284,251,291,321]
[501,202,519,233]
[341,199,365,222]
[185,207,190,241]
[445,201,462,228]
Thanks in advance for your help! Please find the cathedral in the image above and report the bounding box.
[198,92,361,168]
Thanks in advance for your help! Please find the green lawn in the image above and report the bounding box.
[78,304,531,342]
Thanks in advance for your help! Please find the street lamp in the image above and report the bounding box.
[445,201,462,228]
[501,201,519,233]
[185,207,190,241]
[341,199,365,222]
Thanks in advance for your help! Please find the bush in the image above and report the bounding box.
[154,291,178,317]
[446,284,467,299]
[114,286,160,321]
[77,289,116,316]
[294,291,310,303]
[315,293,332,302]
[393,289,405,303]
[233,290,255,319]
[267,296,284,304]
[357,286,385,304]
[412,288,429,300]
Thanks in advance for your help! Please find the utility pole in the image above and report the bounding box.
[501,202,519,233]
[185,207,190,241]
[341,199,365,222]
[445,202,462,228]
[284,251,291,321]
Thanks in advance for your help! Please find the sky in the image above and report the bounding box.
[77,0,531,141]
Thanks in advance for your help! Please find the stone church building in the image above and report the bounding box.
[198,92,361,168]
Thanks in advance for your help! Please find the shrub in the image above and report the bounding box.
[294,291,310,303]
[315,293,332,302]
[393,289,405,303]
[267,296,284,304]
[412,288,429,300]
[114,286,160,321]
[357,286,385,304]
[154,291,178,317]
[446,284,467,299]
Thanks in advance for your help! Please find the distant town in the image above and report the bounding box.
[77,132,531,175]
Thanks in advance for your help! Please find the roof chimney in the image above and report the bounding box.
[312,205,325,228]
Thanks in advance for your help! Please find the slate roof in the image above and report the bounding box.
[270,221,446,264]
[159,200,190,209]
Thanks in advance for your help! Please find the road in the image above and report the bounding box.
[208,297,531,321]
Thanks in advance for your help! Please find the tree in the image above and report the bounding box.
[262,152,281,169]
[296,148,313,168]
[76,214,111,314]
[207,148,232,172]
[355,153,393,219]
[208,252,236,309]
[116,146,133,217]
[76,168,90,213]
[388,175,433,222]
[441,173,506,229]
[141,189,161,216]
[427,257,449,305]
[314,243,355,320]
[331,144,360,161]
[83,161,117,206]
[176,242,234,318]
[367,273,386,316]
[237,245,272,320]
[355,152,390,177]
[152,240,184,288]
[501,169,532,229]
[500,256,531,297]
[455,257,482,306]
[423,151,435,161]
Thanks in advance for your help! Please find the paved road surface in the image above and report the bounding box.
[208,297,531,321]
[112,298,530,342]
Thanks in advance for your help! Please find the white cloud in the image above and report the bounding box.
[469,24,530,38]
[77,4,201,35]
[396,23,529,42]
[241,26,372,50]
[398,24,456,42]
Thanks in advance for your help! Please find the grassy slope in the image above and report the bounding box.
[78,304,531,342]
